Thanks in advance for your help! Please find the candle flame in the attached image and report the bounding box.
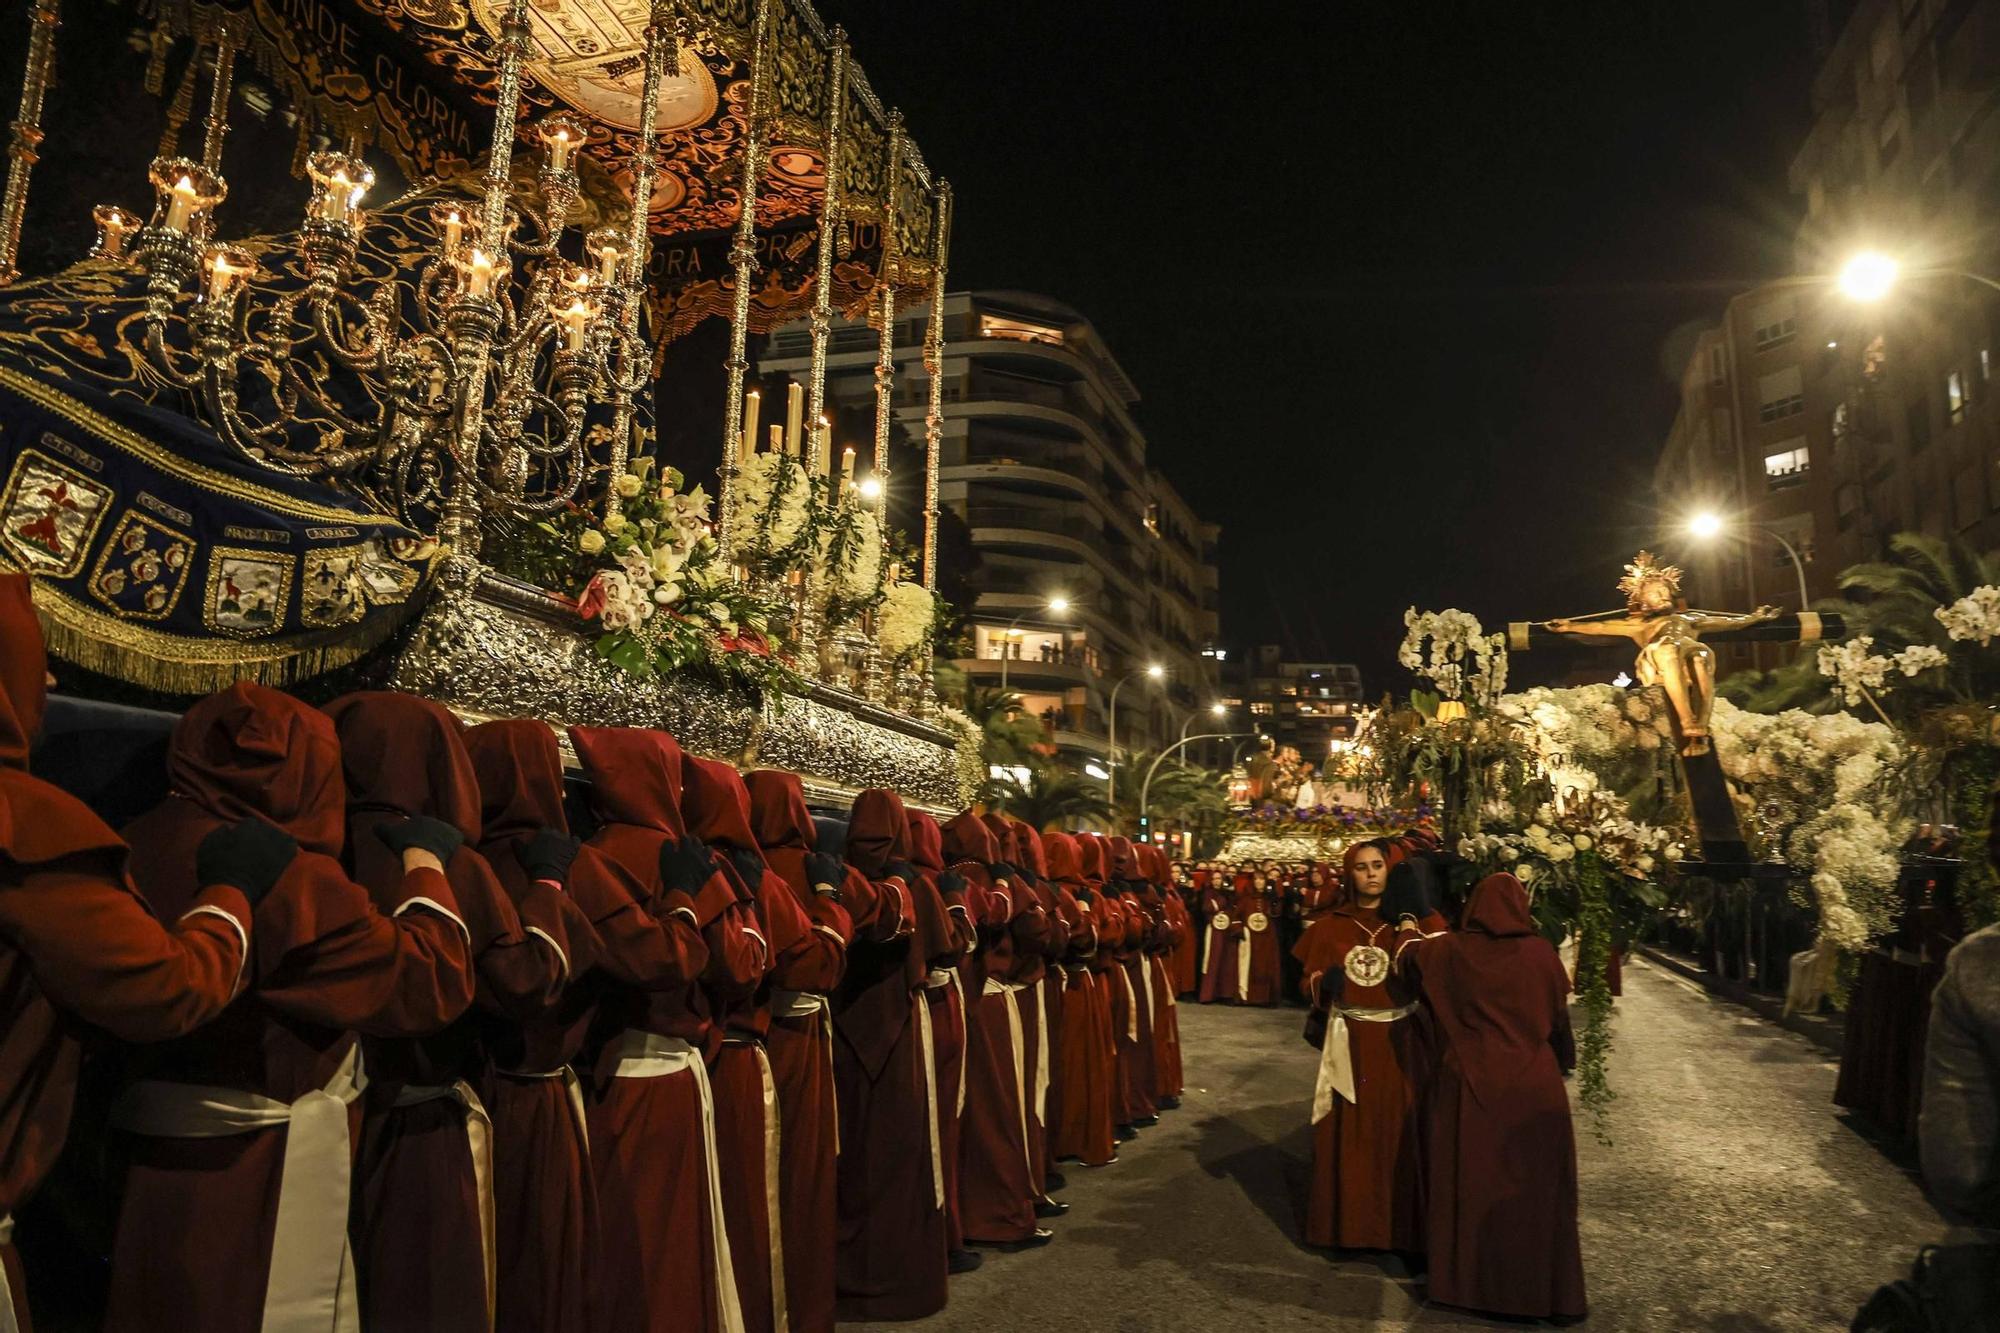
[175,175,194,192]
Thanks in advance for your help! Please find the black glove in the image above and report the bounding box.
[805,852,845,897]
[885,859,919,884]
[728,847,767,890]
[658,836,714,896]
[938,871,968,898]
[516,829,580,886]
[990,861,1018,883]
[1074,886,1095,905]
[374,814,464,866]
[196,817,298,907]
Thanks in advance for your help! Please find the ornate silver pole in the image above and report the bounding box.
[603,0,681,518]
[200,17,237,173]
[922,182,951,593]
[804,29,848,477]
[871,110,904,485]
[716,0,773,567]
[439,0,531,553]
[0,0,60,285]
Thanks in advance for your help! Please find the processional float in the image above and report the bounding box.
[0,0,970,810]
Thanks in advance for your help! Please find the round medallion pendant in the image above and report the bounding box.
[1211,911,1232,932]
[1344,943,1391,988]
[1247,911,1270,932]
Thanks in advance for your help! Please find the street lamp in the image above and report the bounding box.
[1684,510,1809,607]
[1105,662,1165,809]
[996,594,1070,691]
[1837,250,1899,303]
[1140,731,1252,835]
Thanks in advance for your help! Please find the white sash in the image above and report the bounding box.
[914,988,944,1207]
[1033,978,1052,1128]
[389,1080,496,1330]
[1311,1002,1418,1123]
[1237,924,1253,1000]
[498,1065,588,1154]
[112,1043,368,1333]
[984,976,1035,1188]
[1137,955,1155,1032]
[1,1212,17,1333]
[945,967,969,1115]
[751,1044,787,1333]
[1202,922,1219,976]
[603,1031,746,1333]
[771,989,838,1153]
[1117,963,1138,1043]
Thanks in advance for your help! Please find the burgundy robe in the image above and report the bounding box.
[996,818,1057,1195]
[744,769,855,1333]
[906,810,974,1252]
[570,727,760,1333]
[0,577,249,1332]
[1044,834,1115,1165]
[328,693,579,1333]
[835,790,948,1319]
[108,683,476,1333]
[1293,902,1445,1251]
[1403,874,1585,1320]
[943,814,1039,1242]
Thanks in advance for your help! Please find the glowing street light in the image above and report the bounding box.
[1683,511,1808,606]
[1686,510,1724,540]
[1837,250,1899,303]
[1106,662,1167,811]
[856,475,884,502]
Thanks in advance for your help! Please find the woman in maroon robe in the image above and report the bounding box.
[834,789,950,1318]
[0,577,256,1330]
[327,693,580,1333]
[1043,834,1116,1166]
[1241,869,1285,1005]
[941,813,1046,1246]
[1293,841,1445,1253]
[744,769,855,1333]
[1398,872,1585,1321]
[108,683,476,1333]
[569,726,760,1333]
[904,809,980,1270]
[1199,872,1246,1003]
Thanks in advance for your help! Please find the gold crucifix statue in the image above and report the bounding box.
[1538,552,1780,756]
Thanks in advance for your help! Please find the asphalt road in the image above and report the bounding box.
[852,957,1947,1331]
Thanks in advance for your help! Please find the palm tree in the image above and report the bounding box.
[1115,749,1230,848]
[983,760,1112,830]
[951,681,1048,768]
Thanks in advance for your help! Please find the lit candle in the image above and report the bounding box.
[556,297,592,352]
[784,381,803,455]
[91,205,134,259]
[768,425,783,455]
[840,445,856,494]
[590,231,625,284]
[741,387,761,463]
[441,210,463,252]
[465,248,496,299]
[164,175,199,233]
[204,253,240,302]
[540,117,583,174]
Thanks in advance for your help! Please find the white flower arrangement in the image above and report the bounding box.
[825,506,883,602]
[1399,607,1508,705]
[726,451,813,567]
[877,580,937,660]
[1936,584,2000,646]
[938,704,985,805]
[1456,788,1674,887]
[1815,635,1947,706]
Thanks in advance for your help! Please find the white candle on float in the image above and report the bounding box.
[785,381,804,455]
[768,425,783,455]
[465,248,497,298]
[840,445,856,496]
[557,298,592,351]
[164,175,198,233]
[741,388,761,463]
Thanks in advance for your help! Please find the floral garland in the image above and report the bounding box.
[486,460,799,699]
[1573,851,1616,1136]
[725,451,818,578]
[1709,698,1907,952]
[1399,606,1508,705]
[820,503,886,626]
[938,704,985,805]
[877,580,938,661]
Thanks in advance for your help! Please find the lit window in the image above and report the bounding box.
[1950,370,1967,423]
[1764,443,1810,490]
[1249,702,1274,717]
[1749,298,1796,352]
[978,314,1064,347]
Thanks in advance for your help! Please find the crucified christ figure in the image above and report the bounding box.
[1539,552,1780,756]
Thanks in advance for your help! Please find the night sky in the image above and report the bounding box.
[830,1,1814,689]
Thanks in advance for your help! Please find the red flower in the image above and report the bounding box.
[736,629,772,658]
[577,572,608,621]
